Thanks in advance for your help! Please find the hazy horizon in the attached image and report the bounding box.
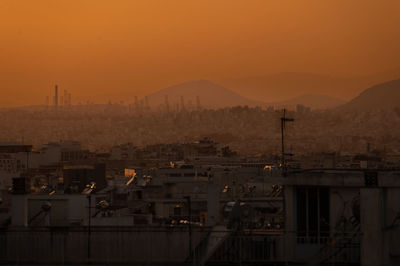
[1,0,400,107]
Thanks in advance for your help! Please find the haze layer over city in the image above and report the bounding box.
[1,0,400,155]
[1,0,400,107]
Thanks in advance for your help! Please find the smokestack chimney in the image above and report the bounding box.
[54,85,58,109]
[145,96,150,111]
[68,93,71,106]
[64,90,68,105]
[180,96,185,111]
[196,96,201,111]
[165,95,169,113]
[134,96,138,111]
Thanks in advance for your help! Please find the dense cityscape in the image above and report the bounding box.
[1,0,400,265]
[0,93,399,265]
[1,103,400,156]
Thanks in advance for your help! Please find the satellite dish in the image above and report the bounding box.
[96,200,110,210]
[82,182,97,194]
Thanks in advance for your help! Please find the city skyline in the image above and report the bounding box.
[1,0,400,106]
[1,1,400,266]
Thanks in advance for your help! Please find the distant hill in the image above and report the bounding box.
[219,71,400,102]
[145,79,265,109]
[270,94,346,109]
[145,79,347,110]
[339,78,400,111]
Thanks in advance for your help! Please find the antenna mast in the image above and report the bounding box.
[281,109,294,173]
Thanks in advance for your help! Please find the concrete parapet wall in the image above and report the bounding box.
[0,227,207,264]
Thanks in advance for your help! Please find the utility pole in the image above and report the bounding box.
[85,182,96,260]
[184,196,192,262]
[87,194,92,259]
[281,109,294,174]
[54,84,58,110]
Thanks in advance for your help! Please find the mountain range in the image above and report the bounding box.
[270,94,345,109]
[339,78,400,111]
[219,70,400,102]
[145,77,400,111]
[145,80,264,109]
[145,79,345,109]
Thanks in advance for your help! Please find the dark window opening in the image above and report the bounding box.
[136,190,143,199]
[296,187,330,242]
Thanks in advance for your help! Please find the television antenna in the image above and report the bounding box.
[281,109,294,174]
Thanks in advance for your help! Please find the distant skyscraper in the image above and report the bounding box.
[165,95,170,113]
[134,96,139,111]
[68,93,72,106]
[180,96,185,111]
[54,85,58,109]
[64,90,68,105]
[196,96,201,111]
[145,96,150,111]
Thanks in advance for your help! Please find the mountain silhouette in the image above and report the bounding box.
[270,94,345,109]
[340,78,400,111]
[145,79,265,109]
[145,79,347,110]
[219,72,400,102]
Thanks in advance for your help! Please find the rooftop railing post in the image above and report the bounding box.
[184,196,192,265]
[87,194,91,260]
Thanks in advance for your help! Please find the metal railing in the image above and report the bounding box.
[198,235,281,263]
[0,228,360,265]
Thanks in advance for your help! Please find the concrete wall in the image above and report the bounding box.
[359,187,400,266]
[330,187,359,233]
[285,170,400,266]
[360,188,383,266]
[12,194,89,227]
[0,227,207,264]
[385,188,400,265]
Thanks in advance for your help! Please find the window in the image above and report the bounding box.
[296,187,329,242]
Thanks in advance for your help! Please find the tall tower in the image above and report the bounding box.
[145,96,150,111]
[68,93,72,106]
[134,96,139,111]
[64,90,68,105]
[54,85,58,109]
[165,95,170,113]
[281,109,294,174]
[196,96,201,111]
[180,96,185,111]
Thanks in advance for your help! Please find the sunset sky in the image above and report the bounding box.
[1,0,399,107]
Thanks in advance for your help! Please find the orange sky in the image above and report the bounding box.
[0,0,399,106]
